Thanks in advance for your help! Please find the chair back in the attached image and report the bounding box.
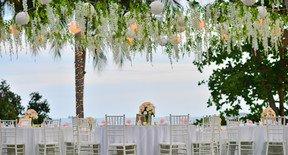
[169,114,189,144]
[41,119,62,145]
[200,115,221,142]
[105,115,126,145]
[72,117,96,145]
[0,120,23,145]
[265,117,286,142]
[226,116,240,141]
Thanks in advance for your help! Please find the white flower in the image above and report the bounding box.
[39,0,52,5]
[158,36,168,46]
[241,0,256,6]
[150,1,164,15]
[257,6,267,18]
[15,12,30,25]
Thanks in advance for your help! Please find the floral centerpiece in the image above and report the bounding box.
[261,106,276,125]
[86,117,95,130]
[18,109,38,127]
[139,102,155,125]
[24,109,39,120]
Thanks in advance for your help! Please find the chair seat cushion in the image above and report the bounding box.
[109,143,136,147]
[160,142,186,146]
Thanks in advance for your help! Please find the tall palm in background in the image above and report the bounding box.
[0,0,142,118]
[1,0,95,118]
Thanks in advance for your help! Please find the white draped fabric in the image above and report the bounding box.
[4,125,288,155]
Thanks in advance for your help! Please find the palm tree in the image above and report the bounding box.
[1,0,131,118]
[2,0,88,118]
[74,44,86,118]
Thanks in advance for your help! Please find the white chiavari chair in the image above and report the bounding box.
[66,117,100,155]
[0,120,25,155]
[192,115,221,155]
[38,119,62,155]
[105,115,136,155]
[159,114,189,155]
[226,116,240,155]
[226,116,254,155]
[265,116,286,155]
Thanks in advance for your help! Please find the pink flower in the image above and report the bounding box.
[126,119,132,126]
[181,118,188,125]
[159,118,166,125]
[100,120,107,127]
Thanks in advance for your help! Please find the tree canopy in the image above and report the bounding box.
[195,18,288,122]
[0,80,24,120]
[27,92,50,124]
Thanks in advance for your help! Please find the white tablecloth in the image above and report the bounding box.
[5,125,288,155]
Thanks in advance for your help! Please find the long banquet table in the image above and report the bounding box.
[5,125,288,155]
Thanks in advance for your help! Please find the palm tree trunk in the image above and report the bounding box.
[75,44,86,118]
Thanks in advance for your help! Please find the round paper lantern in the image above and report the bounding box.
[169,34,181,45]
[158,36,168,46]
[129,22,139,33]
[39,0,52,5]
[15,12,30,25]
[68,21,81,36]
[199,20,205,29]
[124,12,130,18]
[9,25,20,36]
[258,18,265,26]
[150,1,164,15]
[257,6,267,18]
[241,0,256,6]
[127,37,134,45]
[36,35,45,45]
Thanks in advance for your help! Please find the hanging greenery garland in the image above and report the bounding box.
[0,0,287,65]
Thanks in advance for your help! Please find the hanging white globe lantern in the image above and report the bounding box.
[241,0,257,6]
[15,12,30,25]
[158,36,168,46]
[39,0,52,5]
[257,6,267,18]
[124,12,131,18]
[150,1,164,15]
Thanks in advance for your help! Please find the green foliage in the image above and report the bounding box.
[195,33,288,122]
[0,80,24,120]
[27,92,50,124]
[193,114,227,125]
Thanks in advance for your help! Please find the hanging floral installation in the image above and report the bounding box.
[0,0,287,65]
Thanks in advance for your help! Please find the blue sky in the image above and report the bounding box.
[0,47,218,119]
